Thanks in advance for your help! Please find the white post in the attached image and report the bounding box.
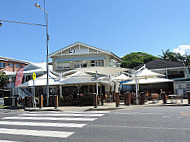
[59,85,62,97]
[135,71,138,105]
[33,79,36,108]
[96,70,99,95]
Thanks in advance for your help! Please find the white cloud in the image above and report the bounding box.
[173,45,190,55]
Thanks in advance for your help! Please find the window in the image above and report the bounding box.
[56,61,70,70]
[0,62,5,68]
[15,64,20,68]
[91,60,95,67]
[74,61,81,68]
[91,60,104,67]
[8,63,13,67]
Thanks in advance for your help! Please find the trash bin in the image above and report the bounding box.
[4,97,13,106]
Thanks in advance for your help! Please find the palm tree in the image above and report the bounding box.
[159,49,178,61]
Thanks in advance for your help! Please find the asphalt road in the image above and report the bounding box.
[0,106,190,142]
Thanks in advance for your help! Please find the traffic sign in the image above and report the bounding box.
[32,73,36,80]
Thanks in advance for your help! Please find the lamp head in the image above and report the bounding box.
[34,3,41,8]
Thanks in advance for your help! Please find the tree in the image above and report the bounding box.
[160,49,190,68]
[0,71,9,90]
[159,49,178,62]
[121,52,158,69]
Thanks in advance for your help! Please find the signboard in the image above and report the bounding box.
[69,49,89,54]
[32,73,36,80]
[15,67,24,87]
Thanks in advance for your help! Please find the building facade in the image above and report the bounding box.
[0,56,29,98]
[0,56,29,73]
[17,42,128,106]
[49,42,122,72]
[136,59,190,95]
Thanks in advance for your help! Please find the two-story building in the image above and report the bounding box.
[0,56,29,73]
[18,42,129,105]
[0,56,29,97]
[49,42,122,72]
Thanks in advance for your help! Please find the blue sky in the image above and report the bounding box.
[1,0,190,62]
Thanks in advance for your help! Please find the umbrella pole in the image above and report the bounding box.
[135,71,138,105]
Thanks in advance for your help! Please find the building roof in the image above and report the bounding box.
[135,59,185,70]
[49,42,122,62]
[0,56,30,64]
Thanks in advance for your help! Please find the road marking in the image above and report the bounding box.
[90,124,190,131]
[0,140,22,142]
[0,121,86,128]
[20,113,104,117]
[0,128,74,138]
[29,111,110,114]
[3,116,97,121]
[115,112,165,115]
[181,112,190,116]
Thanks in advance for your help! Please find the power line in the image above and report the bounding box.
[0,20,46,27]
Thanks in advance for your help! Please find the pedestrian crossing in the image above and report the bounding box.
[0,110,109,142]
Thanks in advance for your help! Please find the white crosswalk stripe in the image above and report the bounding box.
[0,121,86,128]
[20,113,104,117]
[0,128,74,138]
[29,111,110,114]
[0,110,109,140]
[0,140,22,142]
[3,116,97,121]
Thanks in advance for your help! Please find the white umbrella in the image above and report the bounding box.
[17,72,59,88]
[113,74,130,81]
[136,68,165,78]
[123,77,173,85]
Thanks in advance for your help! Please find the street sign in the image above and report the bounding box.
[32,73,36,80]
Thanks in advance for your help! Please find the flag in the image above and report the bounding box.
[15,67,24,87]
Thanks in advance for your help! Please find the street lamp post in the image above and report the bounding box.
[34,3,49,106]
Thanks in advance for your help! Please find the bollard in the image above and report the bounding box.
[115,92,120,107]
[93,93,98,108]
[54,95,58,109]
[162,92,167,104]
[126,92,132,106]
[101,94,104,105]
[39,95,43,108]
[76,94,80,106]
[15,97,18,107]
[139,92,145,105]
[187,92,190,104]
[124,93,127,105]
[112,91,115,102]
[49,95,53,107]
[25,97,28,107]
[28,97,32,108]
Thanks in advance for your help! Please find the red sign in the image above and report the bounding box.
[15,67,24,87]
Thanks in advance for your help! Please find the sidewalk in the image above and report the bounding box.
[24,99,190,112]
